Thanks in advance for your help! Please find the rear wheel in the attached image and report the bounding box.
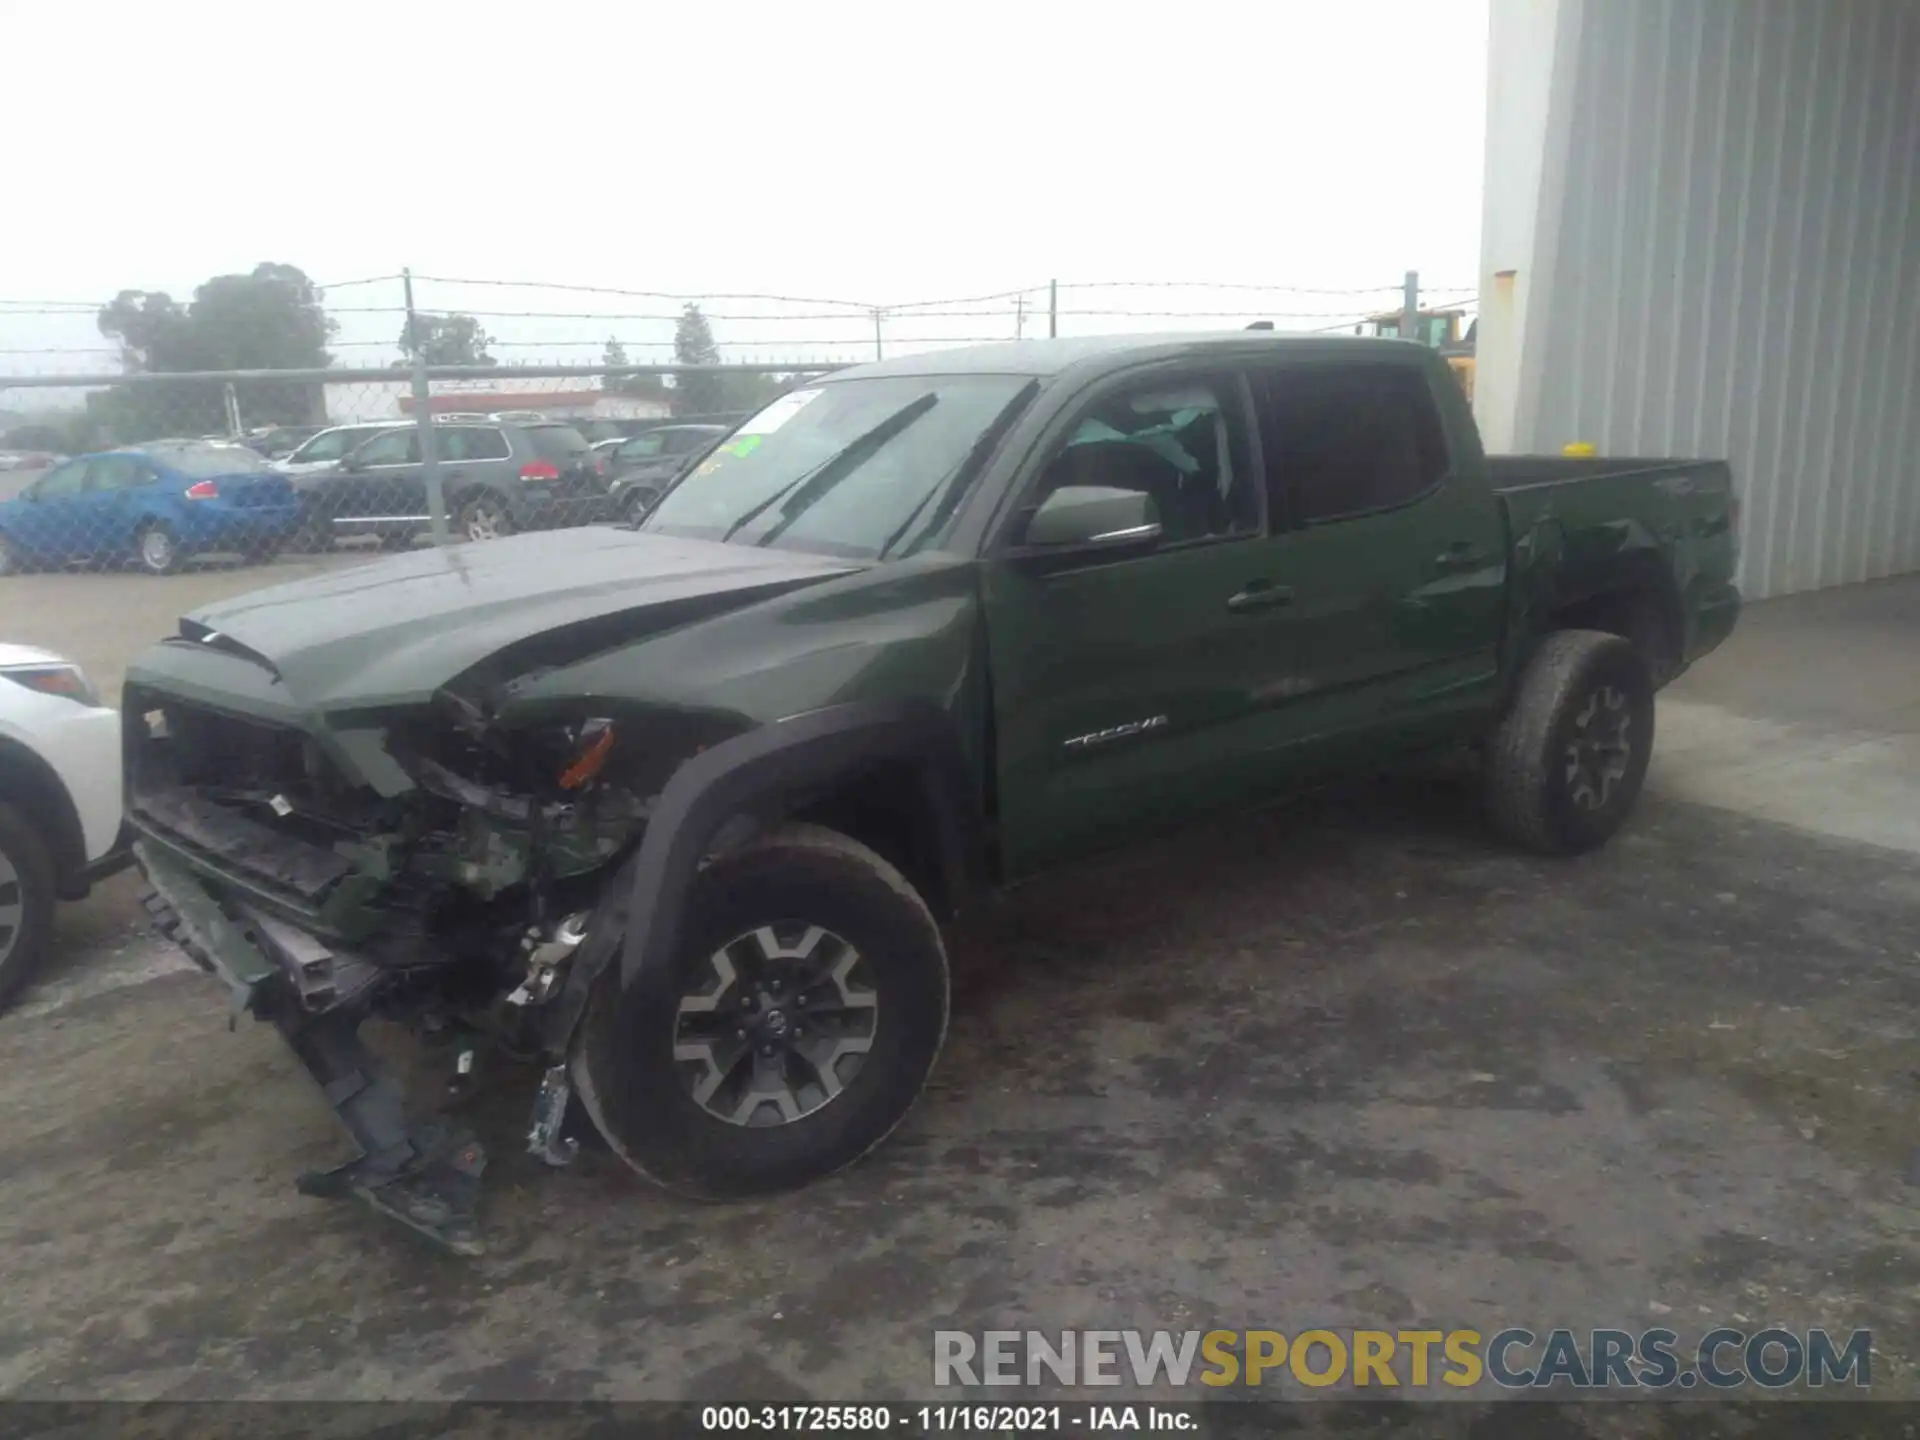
[573,823,950,1199]
[1484,629,1655,855]
[0,801,57,1013]
[134,522,184,576]
[0,533,27,577]
[457,494,514,543]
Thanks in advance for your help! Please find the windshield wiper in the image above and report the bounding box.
[877,379,1038,560]
[719,393,939,546]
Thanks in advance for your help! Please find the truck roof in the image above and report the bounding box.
[821,332,1425,383]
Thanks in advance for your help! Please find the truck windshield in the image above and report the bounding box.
[641,375,1031,559]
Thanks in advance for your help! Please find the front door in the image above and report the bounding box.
[11,458,92,560]
[335,426,424,528]
[980,367,1287,876]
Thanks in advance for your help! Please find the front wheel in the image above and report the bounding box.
[1484,629,1655,855]
[573,823,950,1199]
[0,533,28,577]
[0,801,57,1013]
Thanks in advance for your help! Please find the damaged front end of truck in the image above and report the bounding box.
[125,619,751,1256]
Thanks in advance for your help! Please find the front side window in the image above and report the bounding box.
[644,375,1032,560]
[291,428,373,464]
[620,433,667,460]
[84,455,151,490]
[1257,366,1449,523]
[1028,374,1260,546]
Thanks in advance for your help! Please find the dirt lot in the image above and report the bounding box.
[1,559,1916,1413]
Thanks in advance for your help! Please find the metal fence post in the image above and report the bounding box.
[1048,279,1058,338]
[1401,270,1420,347]
[403,269,449,545]
[872,308,885,360]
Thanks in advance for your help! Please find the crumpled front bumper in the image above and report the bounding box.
[134,839,491,1256]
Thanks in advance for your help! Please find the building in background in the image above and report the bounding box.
[1477,0,1920,599]
[323,377,672,425]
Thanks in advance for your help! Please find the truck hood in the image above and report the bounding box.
[176,527,863,710]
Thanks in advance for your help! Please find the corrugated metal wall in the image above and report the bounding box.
[1520,0,1920,599]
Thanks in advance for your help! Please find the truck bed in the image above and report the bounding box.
[1487,454,1742,678]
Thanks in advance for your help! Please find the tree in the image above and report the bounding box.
[601,336,670,405]
[92,262,334,440]
[672,303,726,415]
[399,313,495,366]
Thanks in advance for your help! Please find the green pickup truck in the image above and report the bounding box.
[126,334,1741,1253]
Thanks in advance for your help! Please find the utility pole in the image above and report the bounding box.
[872,307,884,360]
[1014,295,1026,340]
[403,268,449,545]
[1048,279,1058,338]
[1400,270,1420,348]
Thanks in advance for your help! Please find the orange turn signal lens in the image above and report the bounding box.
[558,722,616,790]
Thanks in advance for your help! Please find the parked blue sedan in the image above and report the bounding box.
[0,441,303,576]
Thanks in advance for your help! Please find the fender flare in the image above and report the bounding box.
[541,698,984,1055]
[618,698,983,992]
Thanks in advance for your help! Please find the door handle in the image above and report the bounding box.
[1227,581,1293,613]
[1433,542,1488,572]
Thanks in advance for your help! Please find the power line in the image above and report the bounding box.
[409,275,880,310]
[886,285,1050,311]
[314,274,403,292]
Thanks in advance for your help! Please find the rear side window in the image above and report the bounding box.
[440,427,510,461]
[1256,366,1449,523]
[528,425,590,457]
[85,455,152,490]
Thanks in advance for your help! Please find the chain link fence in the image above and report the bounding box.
[0,363,838,575]
[0,269,1476,577]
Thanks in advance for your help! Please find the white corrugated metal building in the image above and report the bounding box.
[1476,0,1920,599]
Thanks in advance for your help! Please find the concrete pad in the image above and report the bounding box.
[1653,573,1920,856]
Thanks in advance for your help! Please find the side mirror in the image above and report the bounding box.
[337,455,363,473]
[1022,485,1162,549]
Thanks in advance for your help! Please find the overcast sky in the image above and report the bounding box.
[3,0,1490,371]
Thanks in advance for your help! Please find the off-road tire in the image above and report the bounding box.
[573,823,950,1200]
[1485,629,1655,855]
[0,801,58,1013]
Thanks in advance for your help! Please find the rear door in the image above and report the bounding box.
[1246,359,1506,765]
[980,363,1282,875]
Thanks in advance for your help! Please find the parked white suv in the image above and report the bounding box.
[0,643,126,1009]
